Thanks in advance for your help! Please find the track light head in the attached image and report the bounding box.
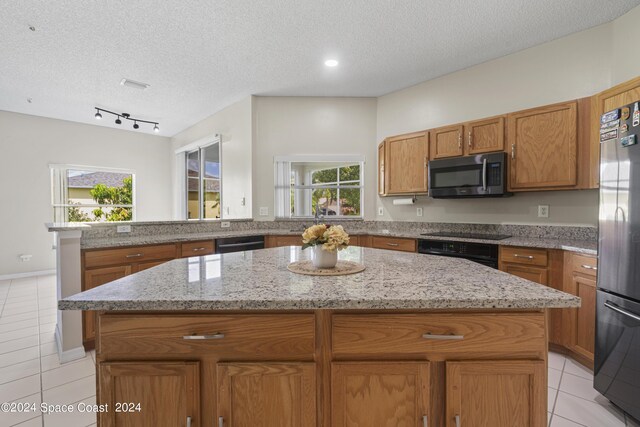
[133,121,139,129]
[153,124,159,133]
[115,116,122,125]
[94,109,102,120]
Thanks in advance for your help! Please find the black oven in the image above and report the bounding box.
[428,152,510,198]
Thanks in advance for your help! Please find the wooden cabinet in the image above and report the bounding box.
[592,76,640,187]
[98,361,200,427]
[83,265,131,344]
[380,131,429,195]
[563,252,597,367]
[265,235,302,248]
[217,363,316,427]
[332,362,431,427]
[180,240,215,258]
[465,116,505,155]
[501,264,548,285]
[369,236,416,252]
[499,246,549,286]
[507,101,578,190]
[446,360,545,427]
[84,244,177,269]
[430,124,464,159]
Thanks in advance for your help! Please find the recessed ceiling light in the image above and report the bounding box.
[120,78,150,90]
[324,59,339,67]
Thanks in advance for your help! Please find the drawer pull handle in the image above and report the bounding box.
[183,333,225,340]
[126,253,143,258]
[423,414,428,427]
[219,416,224,427]
[422,332,464,340]
[187,416,192,427]
[386,243,400,247]
[192,247,207,252]
[513,254,534,259]
[581,264,597,270]
[455,414,461,427]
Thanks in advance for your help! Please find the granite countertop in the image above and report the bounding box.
[79,228,597,255]
[59,246,580,311]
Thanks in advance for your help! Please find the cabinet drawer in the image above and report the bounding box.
[84,244,177,268]
[180,240,215,258]
[369,236,416,252]
[332,313,545,358]
[98,314,315,359]
[571,253,598,277]
[500,246,548,267]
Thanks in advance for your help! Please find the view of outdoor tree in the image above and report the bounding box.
[311,165,360,216]
[68,177,133,222]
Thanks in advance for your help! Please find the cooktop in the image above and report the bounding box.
[420,232,512,241]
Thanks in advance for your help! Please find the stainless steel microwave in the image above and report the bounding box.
[428,152,511,198]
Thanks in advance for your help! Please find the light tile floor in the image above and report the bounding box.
[1,273,638,426]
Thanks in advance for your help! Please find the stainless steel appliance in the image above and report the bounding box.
[418,239,499,268]
[428,152,511,198]
[215,235,265,253]
[595,101,640,421]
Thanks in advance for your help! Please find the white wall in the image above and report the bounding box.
[253,97,378,220]
[612,5,640,85]
[375,23,616,226]
[171,97,253,219]
[0,111,172,276]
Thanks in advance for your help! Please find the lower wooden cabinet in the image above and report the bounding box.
[331,362,431,427]
[217,363,316,427]
[369,236,417,252]
[265,235,302,248]
[98,361,200,427]
[446,360,545,427]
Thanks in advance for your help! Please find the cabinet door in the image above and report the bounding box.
[465,116,505,155]
[266,235,302,248]
[508,102,577,190]
[378,141,386,195]
[83,265,131,343]
[430,125,463,159]
[217,362,316,427]
[332,362,430,427]
[99,361,200,427]
[501,264,548,285]
[385,133,428,194]
[447,360,545,427]
[565,273,596,361]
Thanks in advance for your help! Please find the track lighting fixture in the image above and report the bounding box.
[93,107,159,132]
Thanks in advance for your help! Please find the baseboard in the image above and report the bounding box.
[55,323,86,364]
[0,269,56,281]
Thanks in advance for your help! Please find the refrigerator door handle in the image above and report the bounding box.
[605,301,640,322]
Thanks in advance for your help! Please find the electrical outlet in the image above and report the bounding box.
[221,221,230,228]
[417,207,423,217]
[378,207,384,216]
[19,254,32,262]
[538,205,549,218]
[259,207,269,216]
[117,225,132,233]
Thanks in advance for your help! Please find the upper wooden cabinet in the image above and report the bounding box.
[379,131,428,195]
[507,101,578,190]
[430,124,464,159]
[465,116,505,155]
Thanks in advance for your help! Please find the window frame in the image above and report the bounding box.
[274,155,365,219]
[49,164,136,223]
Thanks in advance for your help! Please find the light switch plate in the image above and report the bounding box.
[417,207,423,217]
[221,221,230,228]
[378,207,384,216]
[117,225,132,233]
[538,205,549,218]
[259,207,269,216]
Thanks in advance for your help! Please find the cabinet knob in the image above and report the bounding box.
[219,416,224,427]
[455,414,461,427]
[581,264,597,270]
[423,414,428,427]
[126,253,143,258]
[186,416,192,427]
[386,243,400,247]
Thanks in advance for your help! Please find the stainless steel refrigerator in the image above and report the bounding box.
[595,101,640,421]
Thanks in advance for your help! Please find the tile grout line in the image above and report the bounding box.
[34,276,44,427]
[548,356,566,426]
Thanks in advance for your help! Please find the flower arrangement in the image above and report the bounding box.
[301,224,350,252]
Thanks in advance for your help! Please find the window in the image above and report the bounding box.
[50,165,135,222]
[275,156,364,218]
[185,141,221,220]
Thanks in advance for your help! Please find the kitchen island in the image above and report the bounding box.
[60,246,580,427]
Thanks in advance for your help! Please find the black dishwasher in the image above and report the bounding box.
[215,235,265,254]
[418,239,499,269]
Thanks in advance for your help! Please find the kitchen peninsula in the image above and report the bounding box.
[60,246,579,427]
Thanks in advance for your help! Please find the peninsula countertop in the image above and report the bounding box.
[59,246,580,311]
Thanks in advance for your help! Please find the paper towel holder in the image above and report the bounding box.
[392,197,417,205]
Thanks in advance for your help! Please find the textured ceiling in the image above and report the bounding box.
[1,0,638,136]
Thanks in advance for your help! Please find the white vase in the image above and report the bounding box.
[312,245,338,268]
